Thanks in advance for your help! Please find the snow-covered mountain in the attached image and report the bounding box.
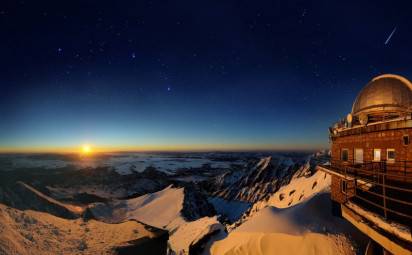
[209,154,318,203]
[211,197,357,255]
[227,165,331,230]
[0,203,168,255]
[0,152,244,175]
[0,180,169,255]
[209,190,366,255]
[0,181,84,219]
[0,150,369,255]
[88,185,223,255]
[207,152,368,255]
[0,165,172,203]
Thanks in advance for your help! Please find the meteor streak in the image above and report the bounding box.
[385,27,397,45]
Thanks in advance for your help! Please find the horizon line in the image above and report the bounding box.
[0,145,326,154]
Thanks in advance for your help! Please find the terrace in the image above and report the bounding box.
[320,160,412,231]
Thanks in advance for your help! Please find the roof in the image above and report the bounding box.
[352,74,412,116]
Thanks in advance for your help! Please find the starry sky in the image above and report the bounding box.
[1,0,412,152]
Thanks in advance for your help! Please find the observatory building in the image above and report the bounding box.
[318,74,412,255]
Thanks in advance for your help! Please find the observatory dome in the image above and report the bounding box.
[352,74,412,116]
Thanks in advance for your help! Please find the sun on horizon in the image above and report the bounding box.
[81,144,92,155]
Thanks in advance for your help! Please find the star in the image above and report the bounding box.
[338,55,347,62]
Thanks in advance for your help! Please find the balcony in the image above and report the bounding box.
[320,160,412,231]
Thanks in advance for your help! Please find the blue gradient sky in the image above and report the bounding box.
[1,1,411,152]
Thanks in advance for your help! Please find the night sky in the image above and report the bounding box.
[1,1,412,152]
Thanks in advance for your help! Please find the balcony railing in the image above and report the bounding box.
[324,160,412,228]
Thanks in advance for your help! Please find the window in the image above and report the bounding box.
[354,148,363,164]
[387,149,395,163]
[403,135,410,146]
[340,180,347,194]
[373,149,381,161]
[341,149,349,162]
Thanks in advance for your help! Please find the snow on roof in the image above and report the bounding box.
[346,202,412,243]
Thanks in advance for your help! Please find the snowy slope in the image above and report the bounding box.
[89,185,224,255]
[1,182,84,219]
[169,216,224,254]
[0,203,166,255]
[208,156,368,255]
[251,170,331,212]
[227,161,330,230]
[124,185,185,228]
[211,232,353,255]
[211,193,365,255]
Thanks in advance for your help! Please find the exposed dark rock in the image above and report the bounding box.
[182,184,216,221]
[113,228,169,255]
[72,193,109,204]
[188,229,222,255]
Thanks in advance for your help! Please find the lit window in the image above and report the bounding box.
[354,148,363,163]
[373,149,381,161]
[341,149,349,162]
[387,149,395,163]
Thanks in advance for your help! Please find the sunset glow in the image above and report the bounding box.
[81,145,92,155]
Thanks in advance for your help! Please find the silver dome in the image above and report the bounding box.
[352,74,412,116]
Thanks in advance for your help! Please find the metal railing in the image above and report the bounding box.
[326,160,412,226]
[330,159,412,180]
